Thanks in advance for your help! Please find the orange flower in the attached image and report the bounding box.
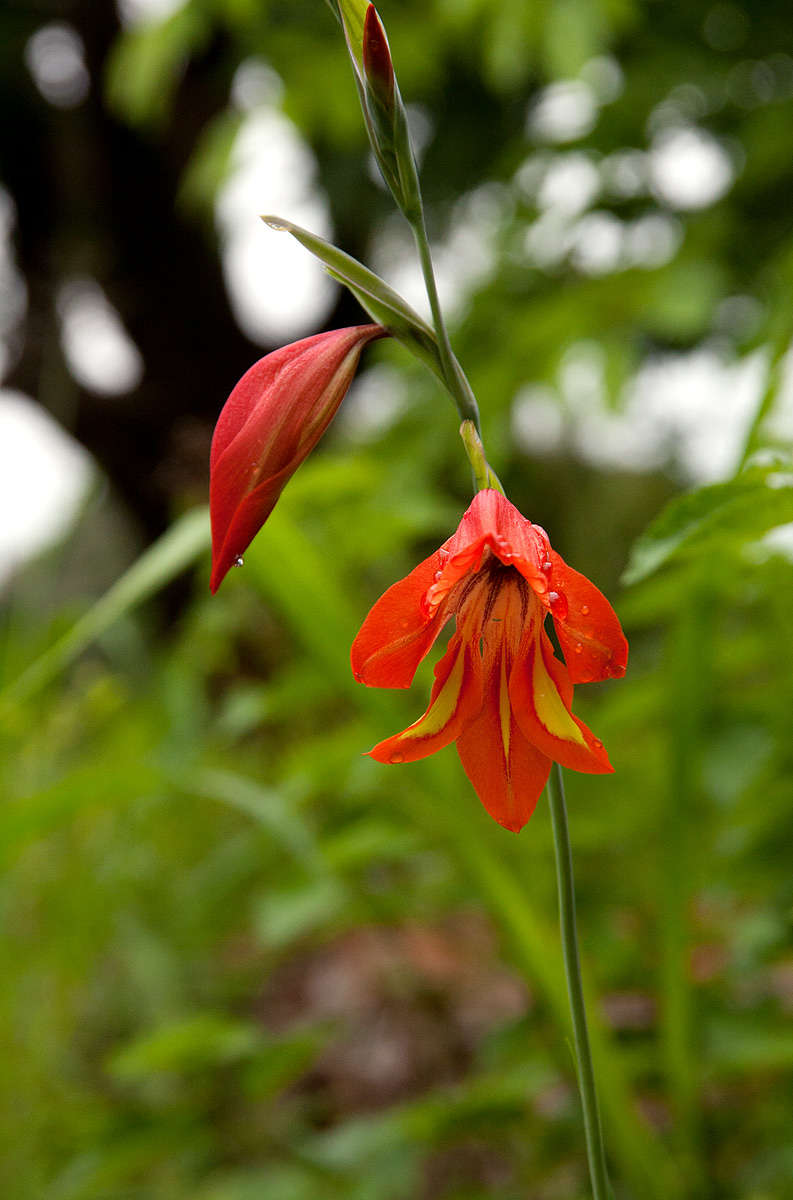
[351,490,628,831]
[210,325,384,592]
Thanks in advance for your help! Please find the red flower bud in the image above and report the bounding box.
[210,324,385,592]
[363,4,395,109]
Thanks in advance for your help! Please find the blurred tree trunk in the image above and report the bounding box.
[1,0,255,543]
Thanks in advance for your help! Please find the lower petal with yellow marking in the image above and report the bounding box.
[367,632,484,765]
[509,630,613,774]
[457,662,552,832]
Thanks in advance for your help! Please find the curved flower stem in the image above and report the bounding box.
[547,762,611,1200]
[409,212,482,435]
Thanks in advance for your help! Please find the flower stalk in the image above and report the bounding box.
[547,762,611,1200]
[409,211,482,434]
[459,420,504,494]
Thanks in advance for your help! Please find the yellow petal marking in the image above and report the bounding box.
[532,642,586,746]
[401,643,466,740]
[498,652,511,764]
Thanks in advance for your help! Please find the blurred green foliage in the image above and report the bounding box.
[3,0,793,1197]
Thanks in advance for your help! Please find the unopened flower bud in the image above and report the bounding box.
[363,5,394,112]
[209,325,385,592]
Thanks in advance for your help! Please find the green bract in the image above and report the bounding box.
[261,215,445,380]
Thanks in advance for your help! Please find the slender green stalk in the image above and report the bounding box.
[409,214,456,383]
[409,212,482,434]
[547,762,611,1200]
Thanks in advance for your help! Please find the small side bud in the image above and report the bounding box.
[333,1,422,220]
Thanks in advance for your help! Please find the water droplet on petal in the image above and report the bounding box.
[548,591,560,606]
[233,555,244,568]
[574,642,583,654]
[581,604,590,615]
[542,560,552,573]
[390,752,404,763]
[593,738,603,750]
[434,569,443,581]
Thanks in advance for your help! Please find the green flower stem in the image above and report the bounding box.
[459,420,505,494]
[409,212,482,435]
[547,762,611,1200]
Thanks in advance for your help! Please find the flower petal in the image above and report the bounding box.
[209,458,295,593]
[367,631,483,763]
[544,550,628,684]
[509,628,613,774]
[351,550,448,688]
[456,649,551,832]
[428,490,550,612]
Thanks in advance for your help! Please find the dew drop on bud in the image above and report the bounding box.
[581,604,590,615]
[390,752,404,763]
[233,555,244,568]
[263,216,286,231]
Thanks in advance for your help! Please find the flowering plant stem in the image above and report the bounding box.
[409,212,482,434]
[410,164,614,1194]
[547,762,612,1200]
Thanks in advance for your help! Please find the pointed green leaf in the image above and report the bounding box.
[623,455,793,585]
[262,215,444,378]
